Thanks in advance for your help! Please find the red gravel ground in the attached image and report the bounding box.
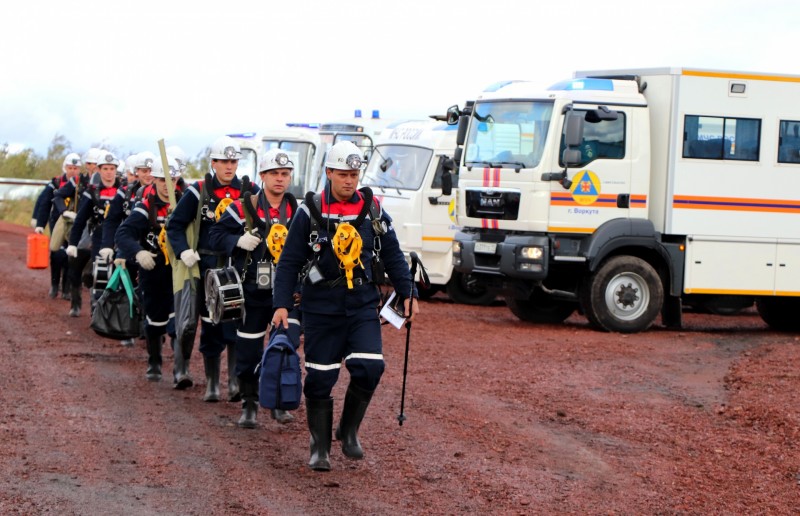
[1,220,799,514]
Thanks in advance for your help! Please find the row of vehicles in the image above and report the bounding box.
[229,111,497,306]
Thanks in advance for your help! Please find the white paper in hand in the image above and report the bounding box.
[379,291,406,330]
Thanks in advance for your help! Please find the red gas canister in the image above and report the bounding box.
[27,233,50,269]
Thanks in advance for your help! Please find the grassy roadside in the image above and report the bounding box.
[0,199,37,228]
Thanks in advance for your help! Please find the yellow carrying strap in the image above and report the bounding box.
[214,197,234,221]
[267,223,288,263]
[332,222,363,289]
[158,226,169,265]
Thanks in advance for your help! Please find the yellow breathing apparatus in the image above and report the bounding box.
[214,197,234,221]
[332,222,363,289]
[266,223,288,263]
[158,226,169,265]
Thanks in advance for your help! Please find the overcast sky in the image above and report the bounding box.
[1,0,795,159]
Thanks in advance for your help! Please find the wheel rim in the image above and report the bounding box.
[604,271,650,321]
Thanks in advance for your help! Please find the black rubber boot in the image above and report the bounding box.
[145,335,163,381]
[203,355,221,402]
[226,343,240,402]
[68,287,81,317]
[335,383,375,460]
[48,283,59,299]
[60,270,70,300]
[271,408,295,424]
[172,338,193,390]
[237,380,258,429]
[306,397,333,471]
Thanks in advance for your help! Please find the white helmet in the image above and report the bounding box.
[62,153,82,173]
[209,136,242,160]
[259,148,295,173]
[150,156,181,179]
[83,147,103,164]
[166,145,188,173]
[135,151,156,170]
[97,151,120,168]
[325,141,364,170]
[124,155,137,175]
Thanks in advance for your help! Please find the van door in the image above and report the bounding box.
[548,106,633,233]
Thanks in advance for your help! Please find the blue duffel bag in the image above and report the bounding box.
[258,326,302,410]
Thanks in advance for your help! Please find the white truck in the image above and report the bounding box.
[448,67,800,332]
[360,119,494,305]
[260,127,323,198]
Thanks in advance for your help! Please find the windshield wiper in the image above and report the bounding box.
[466,160,527,173]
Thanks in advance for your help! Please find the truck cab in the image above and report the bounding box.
[360,119,494,304]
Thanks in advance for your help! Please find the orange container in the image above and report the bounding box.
[27,233,50,269]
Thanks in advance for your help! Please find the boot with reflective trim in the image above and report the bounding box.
[237,380,258,429]
[203,355,221,402]
[145,335,163,381]
[306,397,333,471]
[226,343,240,402]
[68,286,81,317]
[172,338,193,390]
[335,382,374,460]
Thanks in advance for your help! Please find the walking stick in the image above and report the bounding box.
[397,251,429,426]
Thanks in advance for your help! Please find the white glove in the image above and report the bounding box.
[66,245,78,258]
[136,250,157,271]
[180,249,201,268]
[30,218,37,228]
[98,248,114,261]
[62,210,76,220]
[236,232,261,251]
[34,227,44,234]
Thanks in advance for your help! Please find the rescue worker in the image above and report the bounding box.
[115,157,182,381]
[166,136,258,402]
[53,153,94,316]
[33,153,82,299]
[209,149,298,428]
[271,141,420,471]
[99,151,156,347]
[65,152,122,316]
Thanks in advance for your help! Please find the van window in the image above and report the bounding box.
[778,120,800,164]
[558,111,626,168]
[683,115,761,161]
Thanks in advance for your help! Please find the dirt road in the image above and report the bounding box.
[1,220,799,514]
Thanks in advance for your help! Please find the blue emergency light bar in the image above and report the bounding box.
[227,132,257,138]
[547,78,615,91]
[286,123,320,129]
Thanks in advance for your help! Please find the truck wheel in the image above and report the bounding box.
[445,272,495,306]
[506,290,576,324]
[756,297,800,331]
[581,256,663,333]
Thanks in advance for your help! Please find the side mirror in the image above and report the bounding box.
[380,156,393,172]
[564,112,584,147]
[441,170,453,196]
[562,149,582,166]
[446,105,461,126]
[453,147,463,165]
[456,115,470,146]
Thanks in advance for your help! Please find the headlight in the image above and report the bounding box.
[520,246,543,260]
[452,241,462,266]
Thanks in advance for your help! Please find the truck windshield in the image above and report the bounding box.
[237,148,257,180]
[464,101,553,169]
[361,145,433,191]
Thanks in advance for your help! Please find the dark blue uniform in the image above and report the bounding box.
[166,175,258,359]
[272,189,415,399]
[34,174,70,297]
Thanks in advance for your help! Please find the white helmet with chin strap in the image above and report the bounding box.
[150,156,181,179]
[97,151,120,168]
[62,153,82,173]
[325,141,364,170]
[259,148,295,173]
[209,136,242,160]
[166,145,188,173]
[135,151,156,170]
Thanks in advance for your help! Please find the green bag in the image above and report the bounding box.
[90,267,142,340]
